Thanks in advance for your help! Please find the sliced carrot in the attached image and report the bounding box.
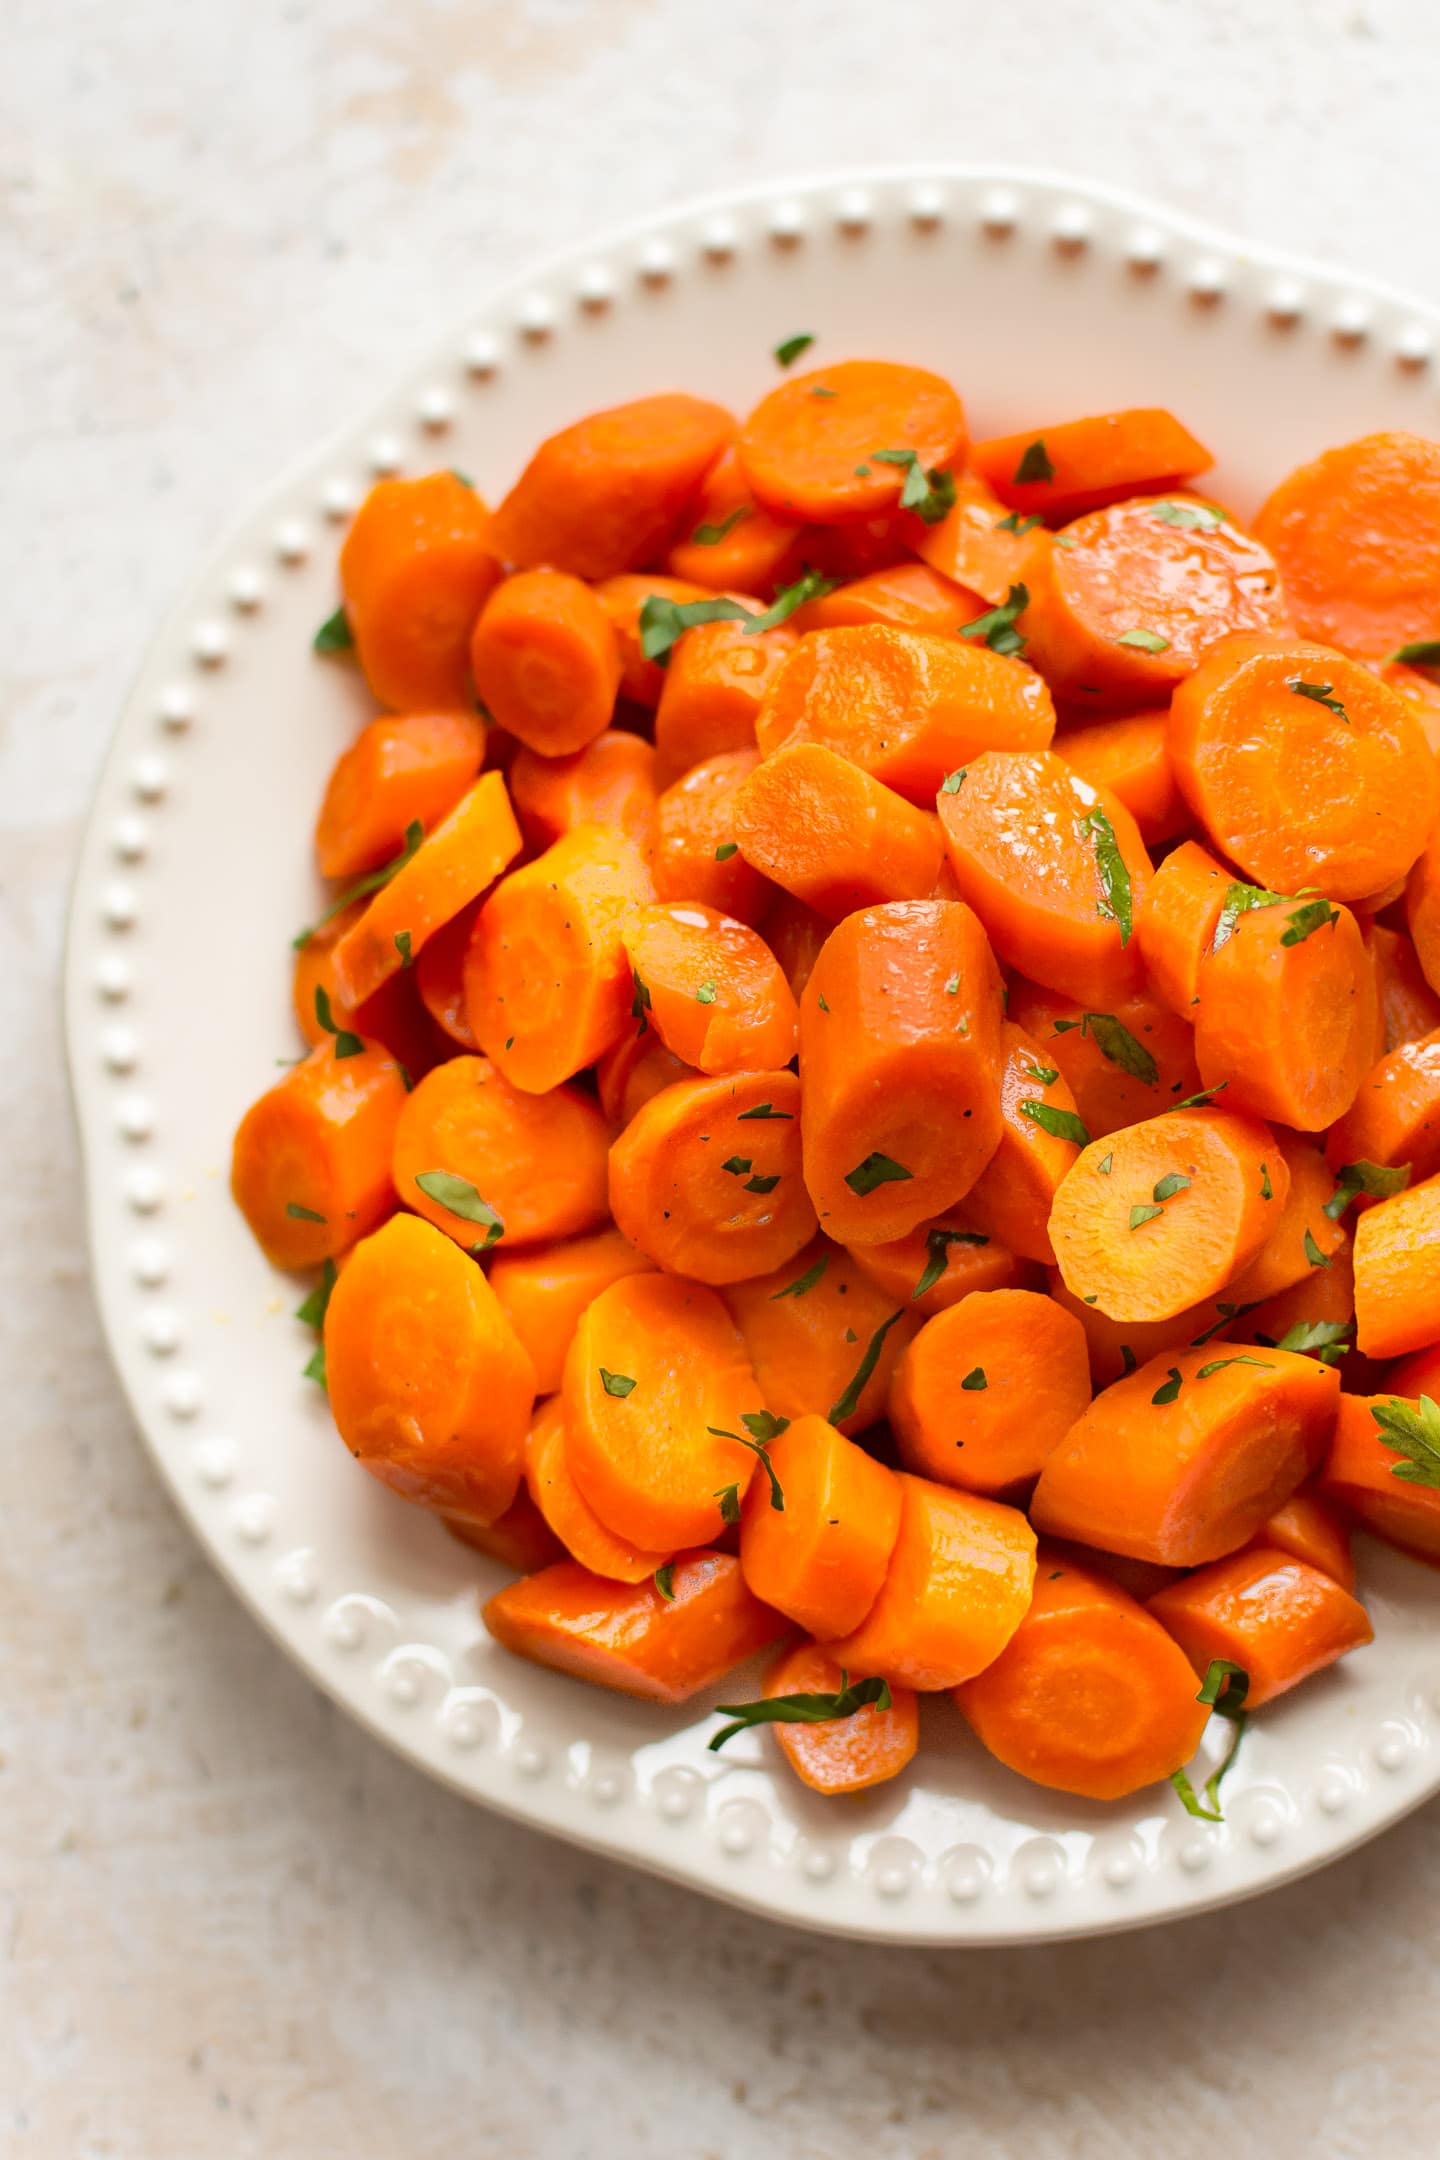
[800,899,1005,1245]
[1169,634,1439,901]
[652,615,798,782]
[762,892,830,1001]
[798,510,913,580]
[608,1068,815,1285]
[325,1213,535,1523]
[652,750,774,925]
[293,900,443,1076]
[972,410,1213,520]
[1046,1268,1236,1390]
[1325,1027,1440,1190]
[524,1395,670,1583]
[507,729,658,858]
[1199,895,1375,1133]
[592,573,712,706]
[1006,979,1201,1141]
[789,561,988,638]
[468,568,620,758]
[1389,1341,1440,1397]
[1224,1129,1349,1304]
[561,1273,763,1549]
[231,1042,407,1269]
[821,1473,1036,1690]
[490,1227,655,1395]
[442,1488,565,1574]
[888,1287,1091,1494]
[760,1642,919,1795]
[737,359,966,524]
[663,446,805,593]
[1256,1484,1356,1591]
[1226,1241,1357,1362]
[465,823,655,1093]
[1030,1344,1340,1565]
[331,771,522,1011]
[938,750,1150,1006]
[1041,1540,1186,1607]
[1375,657,1440,755]
[908,465,1038,605]
[414,898,479,1049]
[482,1549,786,1703]
[849,1207,1037,1317]
[1049,1107,1284,1323]
[1323,1390,1440,1563]
[594,1028,695,1127]
[754,624,1055,806]
[1253,430,1440,658]
[315,711,485,879]
[490,393,735,580]
[954,1553,1211,1800]
[1135,838,1230,1017]
[964,1020,1085,1263]
[1148,1546,1372,1707]
[738,1413,902,1637]
[1055,710,1189,846]
[722,1236,919,1436]
[1407,817,1440,995]
[1366,922,1440,1052]
[621,902,795,1075]
[1353,1172,1440,1357]
[338,471,501,711]
[732,742,943,919]
[393,1053,610,1251]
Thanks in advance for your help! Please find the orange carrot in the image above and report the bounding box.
[524,1395,670,1583]
[507,729,658,858]
[231,1042,407,1269]
[1046,1269,1242,1391]
[1253,430,1440,658]
[489,1226,655,1394]
[954,1553,1211,1799]
[621,902,796,1074]
[738,1413,902,1637]
[1225,1241,1359,1364]
[413,898,479,1049]
[652,750,775,925]
[971,409,1213,519]
[722,1237,920,1437]
[964,1020,1086,1263]
[592,573,712,706]
[1375,657,1440,755]
[759,1642,919,1795]
[594,1028,695,1127]
[338,471,501,711]
[1006,980,1201,1141]
[1148,1546,1372,1707]
[1256,1484,1356,1591]
[1325,1027,1440,1189]
[325,1213,535,1523]
[737,359,966,524]
[1408,818,1440,996]
[1055,709,1189,846]
[762,892,830,1001]
[1353,1171,1440,1356]
[848,1208,1038,1317]
[1366,922,1440,1053]
[888,1287,1091,1494]
[293,900,444,1077]
[788,561,988,638]
[731,742,944,919]
[468,568,620,757]
[1323,1390,1440,1564]
[1223,1129,1349,1304]
[491,393,735,580]
[908,466,1039,605]
[663,446,805,593]
[442,1488,565,1574]
[653,615,798,782]
[1135,838,1230,1017]
[1389,1341,1440,1398]
[315,711,485,880]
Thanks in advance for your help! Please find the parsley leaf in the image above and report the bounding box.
[721,1156,752,1176]
[303,1342,328,1389]
[1120,1344,1137,1376]
[286,1202,326,1224]
[1288,677,1348,721]
[1152,1367,1183,1405]
[715,1483,742,1526]
[939,767,968,795]
[1077,804,1134,945]
[961,1366,988,1391]
[1116,627,1170,653]
[1189,1298,1263,1347]
[394,929,413,968]
[654,1563,676,1602]
[959,583,1029,657]
[736,1101,793,1121]
[707,1422,786,1510]
[744,1174,781,1194]
[1213,881,1286,952]
[1324,1158,1411,1220]
[1196,1354,1274,1380]
[1172,1082,1229,1110]
[1025,1059,1061,1085]
[745,566,841,633]
[1281,897,1340,946]
[1274,1318,1352,1362]
[630,967,652,1036]
[771,1251,829,1300]
[293,818,425,948]
[1020,1101,1090,1145]
[313,985,363,1059]
[313,605,354,654]
[1153,1172,1191,1202]
[714,841,739,861]
[844,1152,913,1196]
[708,1672,892,1753]
[996,510,1044,535]
[600,1368,637,1398]
[828,1310,906,1425]
[1170,1660,1250,1822]
[638,593,752,664]
[1097,1154,1113,1175]
[295,1257,337,1333]
[911,1226,989,1300]
[1260,1163,1273,1201]
[1151,499,1227,531]
[1371,1394,1440,1488]
[1129,1203,1164,1229]
[696,979,718,1005]
[870,447,957,525]
[1013,438,1054,485]
[692,505,751,547]
[1389,639,1440,667]
[1303,1228,1331,1268]
[1059,1011,1158,1084]
[414,1170,505,1247]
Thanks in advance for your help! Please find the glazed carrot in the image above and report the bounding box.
[1169,634,1439,901]
[482,1549,786,1703]
[1253,430,1440,658]
[799,899,1005,1245]
[1227,1241,1358,1362]
[1193,891,1376,1131]
[594,1028,694,1126]
[1389,1341,1440,1398]
[315,711,485,879]
[490,393,736,580]
[325,1213,535,1523]
[848,1208,1036,1317]
[507,729,658,858]
[737,359,967,524]
[592,573,712,705]
[293,900,442,1076]
[331,771,522,1010]
[723,1237,920,1437]
[821,1473,1036,1690]
[798,509,913,580]
[888,1287,1091,1495]
[1323,1390,1440,1563]
[789,561,988,638]
[908,466,1038,605]
[1223,1130,1349,1304]
[954,1553,1210,1799]
[652,615,798,782]
[1055,710,1189,846]
[621,902,796,1074]
[652,750,774,925]
[1030,1344,1339,1565]
[1375,657,1440,756]
[465,823,655,1092]
[1040,1541,1185,1607]
[524,1395,670,1583]
[1046,1269,1239,1390]
[1325,1028,1440,1188]
[414,898,479,1049]
[731,743,943,919]
[393,1054,610,1250]
[442,1487,565,1574]
[978,408,1212,513]
[608,1068,816,1285]
[1019,498,1286,706]
[1135,839,1230,1016]
[468,569,620,758]
[1353,1172,1440,1356]
[1049,1108,1285,1323]
[762,893,830,1001]
[937,751,1150,1006]
[738,1413,902,1637]
[1006,980,1201,1141]
[1366,923,1440,1052]
[231,1042,407,1269]
[338,471,502,711]
[663,446,805,593]
[1407,818,1440,995]
[759,1642,919,1795]
[963,1021,1085,1264]
[1148,1547,1372,1707]
[754,624,1055,806]
[1256,1485,1356,1591]
[490,1227,654,1394]
[561,1273,764,1550]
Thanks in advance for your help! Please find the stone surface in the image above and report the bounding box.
[7,1,1440,2152]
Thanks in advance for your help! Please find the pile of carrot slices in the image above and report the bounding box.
[232,344,1440,1812]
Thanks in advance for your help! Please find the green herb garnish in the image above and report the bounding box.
[600,1368,637,1398]
[1150,500,1226,531]
[772,1251,829,1300]
[1170,1659,1250,1821]
[911,1227,989,1300]
[774,334,814,367]
[314,985,363,1059]
[996,510,1044,535]
[1116,627,1170,653]
[870,447,957,524]
[692,506,752,546]
[414,1170,505,1248]
[959,582,1029,657]
[828,1310,905,1425]
[654,1563,676,1602]
[1152,1367,1183,1405]
[1288,677,1348,721]
[293,818,425,949]
[1323,1158,1411,1220]
[313,605,354,654]
[845,1152,913,1196]
[295,1257,337,1333]
[1013,439,1054,485]
[1019,1101,1090,1145]
[1152,1172,1191,1202]
[286,1202,326,1224]
[1371,1394,1440,1488]
[1129,1203,1164,1229]
[961,1367,988,1391]
[708,1671,892,1753]
[1077,804,1134,945]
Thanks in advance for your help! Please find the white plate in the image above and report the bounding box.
[66,166,1440,1945]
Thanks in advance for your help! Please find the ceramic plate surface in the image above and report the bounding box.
[66,166,1440,1943]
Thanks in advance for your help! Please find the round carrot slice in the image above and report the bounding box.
[737,359,967,524]
[732,741,944,920]
[663,445,805,595]
[1253,430,1440,658]
[561,1273,764,1550]
[653,616,798,783]
[761,1642,919,1796]
[1367,922,1440,1053]
[1006,980,1201,1141]
[338,471,502,711]
[1322,1390,1440,1565]
[788,561,988,638]
[846,1207,1036,1317]
[231,1041,408,1270]
[595,1028,695,1126]
[507,729,658,858]
[1135,838,1230,1017]
[1169,634,1439,901]
[1148,1547,1372,1708]
[652,750,775,926]
[490,1227,654,1395]
[393,1054,610,1251]
[722,1237,920,1437]
[469,568,621,758]
[315,711,485,880]
[592,573,712,706]
[524,1395,670,1584]
[1258,1485,1355,1590]
[608,1069,814,1285]
[738,1414,902,1638]
[889,1287,1091,1495]
[971,409,1214,520]
[622,902,796,1074]
[1055,709,1189,846]
[414,899,479,1049]
[1224,1128,1348,1305]
[963,1020,1086,1264]
[1353,1172,1440,1357]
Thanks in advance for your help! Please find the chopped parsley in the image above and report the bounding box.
[961,1367,988,1391]
[1116,627,1170,653]
[1152,1367,1183,1405]
[1152,1172,1191,1202]
[313,985,363,1059]
[714,841,739,861]
[1053,1011,1159,1084]
[286,1202,326,1224]
[393,930,413,968]
[654,1563,676,1602]
[414,1170,505,1248]
[1170,1659,1250,1821]
[1013,438,1055,485]
[1371,1394,1440,1489]
[996,510,1044,535]
[1150,499,1227,531]
[1324,1158,1411,1220]
[313,605,354,654]
[828,1309,905,1425]
[696,979,718,1005]
[1129,1203,1164,1229]
[1077,805,1134,944]
[708,1671,892,1752]
[870,447,957,524]
[1287,677,1348,721]
[737,1101,794,1121]
[771,1251,829,1300]
[1019,1101,1090,1145]
[912,1226,989,1300]
[959,582,1028,657]
[691,505,751,546]
[293,818,424,948]
[600,1368,637,1398]
[844,1152,913,1196]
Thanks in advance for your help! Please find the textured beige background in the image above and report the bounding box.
[9,2,1440,2154]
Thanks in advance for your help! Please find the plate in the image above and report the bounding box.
[65,166,1440,1944]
